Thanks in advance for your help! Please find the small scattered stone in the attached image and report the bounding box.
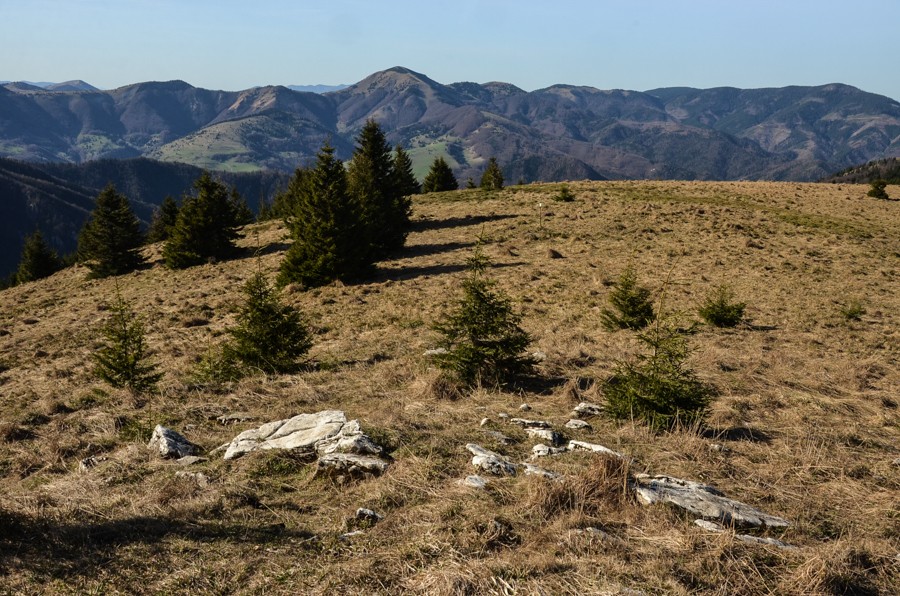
[461,475,489,489]
[546,248,564,259]
[423,347,448,357]
[526,427,564,446]
[339,530,365,541]
[522,463,560,480]
[479,417,490,427]
[531,351,547,362]
[571,402,603,418]
[148,425,199,459]
[497,412,510,420]
[694,519,797,550]
[565,419,592,431]
[708,443,728,453]
[531,444,568,458]
[355,508,383,523]
[466,443,518,476]
[79,456,106,472]
[509,418,551,428]
[176,455,208,466]
[174,470,210,488]
[568,440,625,459]
[316,453,389,477]
[519,403,532,412]
[217,412,255,425]
[483,429,515,445]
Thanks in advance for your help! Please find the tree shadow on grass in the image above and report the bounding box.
[401,241,476,259]
[700,426,773,443]
[365,261,526,283]
[0,508,317,579]
[410,213,517,233]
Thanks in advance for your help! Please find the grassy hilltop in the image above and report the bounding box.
[0,180,898,594]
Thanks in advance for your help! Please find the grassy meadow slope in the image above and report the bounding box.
[0,181,898,594]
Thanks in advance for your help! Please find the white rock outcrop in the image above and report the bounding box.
[222,410,381,461]
[148,425,199,459]
[466,443,518,476]
[634,474,790,528]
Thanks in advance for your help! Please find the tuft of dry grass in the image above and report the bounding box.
[0,181,898,593]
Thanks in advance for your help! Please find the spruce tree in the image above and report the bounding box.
[422,156,458,192]
[348,120,411,257]
[601,267,655,331]
[77,184,146,278]
[146,196,179,244]
[393,144,421,197]
[278,143,365,288]
[480,157,504,191]
[224,270,312,374]
[272,167,309,219]
[163,172,245,269]
[867,179,889,199]
[432,246,535,388]
[93,292,162,392]
[15,230,62,284]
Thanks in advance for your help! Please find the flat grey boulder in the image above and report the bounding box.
[466,443,518,476]
[568,440,626,459]
[148,425,199,459]
[634,474,790,528]
[222,410,381,461]
[460,475,489,489]
[316,453,389,477]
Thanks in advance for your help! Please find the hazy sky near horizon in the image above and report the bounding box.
[2,0,898,100]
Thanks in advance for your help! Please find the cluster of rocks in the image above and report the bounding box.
[465,401,795,548]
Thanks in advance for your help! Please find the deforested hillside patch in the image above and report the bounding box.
[0,180,897,594]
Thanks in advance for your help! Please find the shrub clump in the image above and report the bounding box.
[601,267,655,331]
[554,184,576,202]
[603,317,713,431]
[432,246,535,388]
[698,284,746,327]
[866,179,889,200]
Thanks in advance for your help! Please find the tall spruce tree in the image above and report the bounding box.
[146,196,180,244]
[163,172,245,269]
[480,157,504,191]
[393,144,421,197]
[15,230,62,284]
[278,143,365,288]
[77,184,146,278]
[422,156,458,192]
[348,120,411,257]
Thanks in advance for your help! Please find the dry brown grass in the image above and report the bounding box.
[1,181,898,594]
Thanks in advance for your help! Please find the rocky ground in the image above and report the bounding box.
[1,181,898,594]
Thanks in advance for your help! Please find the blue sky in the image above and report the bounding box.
[2,0,898,100]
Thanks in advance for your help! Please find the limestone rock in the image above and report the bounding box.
[483,429,515,445]
[175,470,210,488]
[316,453,389,477]
[217,412,254,425]
[79,456,106,472]
[355,508,383,523]
[565,419,592,431]
[522,463,560,480]
[634,475,790,528]
[531,444,568,458]
[694,519,797,550]
[176,455,207,466]
[571,402,603,418]
[461,475,489,489]
[509,418,551,428]
[519,403,532,412]
[526,427,564,446]
[531,351,547,362]
[479,417,490,427]
[222,411,381,461]
[568,440,625,459]
[423,347,448,357]
[466,443,518,476]
[148,425,199,459]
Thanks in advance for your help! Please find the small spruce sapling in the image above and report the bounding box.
[698,284,746,328]
[432,245,535,388]
[224,270,312,374]
[93,292,162,392]
[601,267,655,331]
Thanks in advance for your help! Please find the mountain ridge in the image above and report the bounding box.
[1,67,899,182]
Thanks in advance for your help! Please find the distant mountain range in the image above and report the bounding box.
[2,67,899,182]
